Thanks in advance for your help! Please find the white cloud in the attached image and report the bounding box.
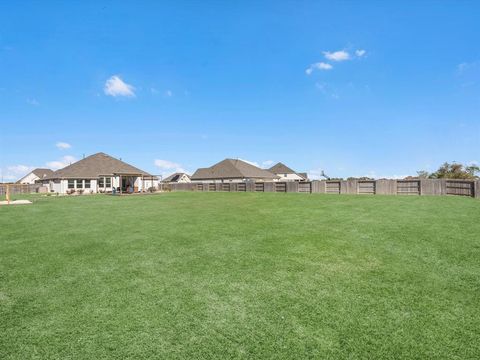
[261,160,274,168]
[7,164,34,174]
[355,49,366,57]
[315,82,340,99]
[305,62,333,75]
[456,61,480,76]
[165,90,173,97]
[323,50,350,62]
[1,164,35,182]
[56,142,71,150]
[27,98,39,106]
[457,62,469,74]
[154,159,186,175]
[104,75,136,97]
[307,168,326,180]
[46,155,76,170]
[1,173,18,181]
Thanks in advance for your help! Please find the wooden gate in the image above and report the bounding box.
[397,180,420,195]
[298,182,312,193]
[358,181,376,195]
[446,180,474,197]
[255,183,264,192]
[326,181,340,194]
[275,182,286,192]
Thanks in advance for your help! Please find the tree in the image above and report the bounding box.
[423,162,479,180]
[416,171,430,179]
[466,165,480,177]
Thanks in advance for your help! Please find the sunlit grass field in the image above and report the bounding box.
[1,192,479,359]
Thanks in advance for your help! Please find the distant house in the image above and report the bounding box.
[42,152,158,194]
[163,172,191,183]
[268,162,308,181]
[16,168,54,184]
[191,159,279,183]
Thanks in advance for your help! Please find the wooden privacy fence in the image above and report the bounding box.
[167,179,480,198]
[0,184,43,195]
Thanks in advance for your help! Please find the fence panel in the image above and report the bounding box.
[275,182,286,192]
[358,181,376,195]
[286,182,298,193]
[255,183,264,192]
[0,184,42,195]
[446,180,474,197]
[397,180,420,195]
[420,179,445,196]
[166,179,478,198]
[326,181,341,194]
[298,182,312,193]
[264,182,275,192]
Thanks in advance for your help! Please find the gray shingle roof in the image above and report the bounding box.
[16,168,54,183]
[191,159,278,180]
[268,162,296,174]
[45,152,152,179]
[31,168,54,179]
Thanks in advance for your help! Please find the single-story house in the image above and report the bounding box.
[268,162,308,181]
[191,159,279,183]
[16,168,54,184]
[42,152,159,194]
[162,172,191,183]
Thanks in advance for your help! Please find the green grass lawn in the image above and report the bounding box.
[1,193,479,359]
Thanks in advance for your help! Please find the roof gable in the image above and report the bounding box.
[163,172,190,182]
[46,152,151,179]
[191,159,277,180]
[268,162,296,174]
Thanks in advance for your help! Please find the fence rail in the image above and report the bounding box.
[167,179,480,198]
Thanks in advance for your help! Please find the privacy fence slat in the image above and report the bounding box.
[166,179,478,198]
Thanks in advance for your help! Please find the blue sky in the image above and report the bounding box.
[1,1,479,181]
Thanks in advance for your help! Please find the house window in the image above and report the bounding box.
[76,180,83,189]
[105,177,111,187]
[84,180,91,189]
[98,177,104,187]
[68,180,75,189]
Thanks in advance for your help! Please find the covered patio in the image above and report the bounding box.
[115,173,159,194]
